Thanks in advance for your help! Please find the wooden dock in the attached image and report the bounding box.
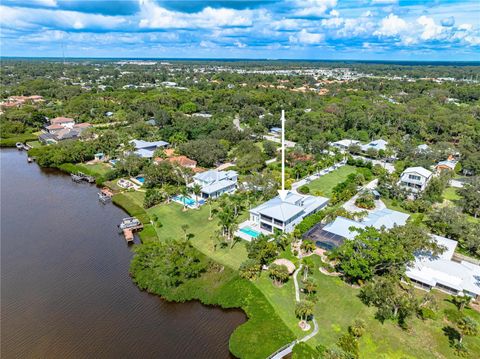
[118,217,143,243]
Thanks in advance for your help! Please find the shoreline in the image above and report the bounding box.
[26,154,296,359]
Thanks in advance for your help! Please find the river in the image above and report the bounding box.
[1,149,245,359]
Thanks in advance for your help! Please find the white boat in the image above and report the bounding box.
[16,142,24,150]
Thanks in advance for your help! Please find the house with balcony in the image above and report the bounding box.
[236,191,329,241]
[398,166,433,193]
[191,169,238,199]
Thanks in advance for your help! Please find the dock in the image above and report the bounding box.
[98,187,113,203]
[71,172,95,183]
[118,217,143,243]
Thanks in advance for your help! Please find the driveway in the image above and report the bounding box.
[342,179,386,213]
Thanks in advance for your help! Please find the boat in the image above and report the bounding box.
[27,157,33,163]
[98,192,111,203]
[118,217,142,230]
[16,142,24,150]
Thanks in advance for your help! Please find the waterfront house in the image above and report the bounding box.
[406,235,480,299]
[398,166,433,193]
[130,139,169,158]
[191,169,238,199]
[236,191,329,241]
[50,117,76,129]
[154,154,197,169]
[39,118,92,144]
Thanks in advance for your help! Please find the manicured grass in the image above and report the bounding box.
[146,201,248,270]
[112,192,150,225]
[26,140,41,148]
[0,133,38,147]
[254,272,306,338]
[306,165,358,197]
[82,162,112,176]
[306,256,480,358]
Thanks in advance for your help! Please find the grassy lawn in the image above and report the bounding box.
[0,132,39,147]
[306,165,357,197]
[254,272,306,338]
[443,187,462,202]
[146,201,248,270]
[26,140,41,148]
[82,162,112,176]
[305,256,480,358]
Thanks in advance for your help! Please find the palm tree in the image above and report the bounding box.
[181,224,190,241]
[457,316,478,343]
[192,183,202,208]
[452,294,472,311]
[207,199,218,221]
[269,264,289,286]
[295,300,314,321]
[179,186,189,211]
[302,257,314,281]
[302,278,317,294]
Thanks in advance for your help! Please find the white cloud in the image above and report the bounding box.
[138,0,258,29]
[374,13,409,37]
[293,0,337,17]
[289,29,324,44]
[417,16,444,41]
[0,5,127,31]
[234,40,246,48]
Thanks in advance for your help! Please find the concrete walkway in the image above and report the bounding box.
[342,179,386,214]
[267,263,319,359]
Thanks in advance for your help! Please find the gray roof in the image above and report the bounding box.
[251,192,329,222]
[194,169,237,184]
[323,208,410,240]
[130,139,169,149]
[201,179,236,194]
[402,166,433,178]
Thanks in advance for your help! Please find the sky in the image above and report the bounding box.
[1,0,479,60]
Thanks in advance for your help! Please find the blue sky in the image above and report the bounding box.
[1,0,479,60]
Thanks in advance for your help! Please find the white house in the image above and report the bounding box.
[308,208,410,250]
[398,167,433,193]
[130,139,169,158]
[331,139,360,151]
[360,139,388,153]
[191,170,238,199]
[406,235,480,299]
[236,191,329,241]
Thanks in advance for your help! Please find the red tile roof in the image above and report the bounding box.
[50,117,75,124]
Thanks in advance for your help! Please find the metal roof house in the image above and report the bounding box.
[236,192,329,241]
[331,139,360,151]
[130,139,169,158]
[360,139,388,153]
[398,166,433,193]
[406,235,480,299]
[306,208,410,250]
[191,169,238,199]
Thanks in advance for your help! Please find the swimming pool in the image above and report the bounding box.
[135,176,145,184]
[173,195,196,207]
[239,227,261,238]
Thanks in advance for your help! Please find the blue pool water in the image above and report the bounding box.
[173,195,196,206]
[240,227,261,238]
[136,176,145,184]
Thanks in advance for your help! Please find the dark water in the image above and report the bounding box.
[1,149,245,359]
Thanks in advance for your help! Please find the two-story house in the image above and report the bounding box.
[398,166,433,193]
[191,170,238,199]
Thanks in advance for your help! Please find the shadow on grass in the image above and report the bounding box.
[442,326,461,345]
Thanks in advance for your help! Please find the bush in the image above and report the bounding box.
[298,185,310,194]
[355,192,375,209]
[419,307,437,320]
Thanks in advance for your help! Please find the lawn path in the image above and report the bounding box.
[267,263,319,359]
